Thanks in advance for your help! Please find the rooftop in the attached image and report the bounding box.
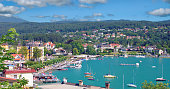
[0,77,17,83]
[4,69,36,74]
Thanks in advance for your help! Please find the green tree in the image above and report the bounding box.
[167,48,170,54]
[0,77,28,89]
[33,47,42,61]
[17,76,28,88]
[6,47,17,54]
[141,80,169,89]
[63,44,72,53]
[18,46,28,59]
[0,28,18,72]
[97,48,101,53]
[86,45,96,55]
[71,41,84,54]
[44,47,52,56]
[73,48,79,55]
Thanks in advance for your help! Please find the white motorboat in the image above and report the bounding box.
[127,83,137,88]
[75,64,82,68]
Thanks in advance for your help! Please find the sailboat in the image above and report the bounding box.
[104,63,116,78]
[84,64,91,75]
[127,70,137,88]
[155,64,166,81]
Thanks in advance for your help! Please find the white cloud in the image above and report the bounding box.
[107,14,114,16]
[163,0,170,4]
[53,15,67,20]
[79,4,93,8]
[93,13,103,17]
[35,16,50,18]
[148,8,170,16]
[8,0,72,7]
[96,19,101,21]
[7,0,45,7]
[79,19,89,21]
[84,13,103,19]
[45,0,72,6]
[79,0,107,4]
[0,3,25,17]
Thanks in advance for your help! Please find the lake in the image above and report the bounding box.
[51,57,170,89]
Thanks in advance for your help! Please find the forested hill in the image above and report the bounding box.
[0,16,27,23]
[0,20,170,36]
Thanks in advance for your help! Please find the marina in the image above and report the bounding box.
[49,57,170,89]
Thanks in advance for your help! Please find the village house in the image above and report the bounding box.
[126,36,141,39]
[44,42,55,50]
[53,48,67,55]
[82,43,89,53]
[3,69,36,87]
[56,30,60,33]
[11,54,25,67]
[0,43,9,54]
[0,77,17,86]
[154,49,164,55]
[144,46,157,53]
[111,33,115,37]
[98,33,103,37]
[100,43,122,52]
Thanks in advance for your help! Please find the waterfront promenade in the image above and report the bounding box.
[37,58,82,74]
[38,83,106,89]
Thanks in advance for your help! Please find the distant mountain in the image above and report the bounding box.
[0,16,28,23]
[159,20,170,23]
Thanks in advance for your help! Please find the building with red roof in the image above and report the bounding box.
[3,69,36,87]
[44,42,55,50]
[0,77,17,83]
[110,43,121,48]
[11,54,25,67]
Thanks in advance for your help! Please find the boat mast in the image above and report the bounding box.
[162,64,163,78]
[123,74,124,89]
[133,70,134,84]
[109,63,111,74]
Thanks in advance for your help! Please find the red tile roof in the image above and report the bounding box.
[0,77,17,83]
[4,69,36,74]
[44,42,55,47]
[14,59,21,61]
[11,54,22,58]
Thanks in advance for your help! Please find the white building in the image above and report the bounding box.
[3,69,36,87]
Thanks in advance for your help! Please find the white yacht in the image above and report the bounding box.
[75,64,82,68]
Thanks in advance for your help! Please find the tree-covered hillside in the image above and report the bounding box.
[0,20,169,36]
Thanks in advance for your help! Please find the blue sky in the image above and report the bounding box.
[0,0,170,22]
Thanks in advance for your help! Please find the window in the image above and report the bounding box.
[14,75,17,79]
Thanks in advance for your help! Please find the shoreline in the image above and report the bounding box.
[38,82,106,89]
[37,54,165,73]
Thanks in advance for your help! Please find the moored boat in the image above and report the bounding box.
[104,74,116,78]
[85,75,93,77]
[127,83,137,88]
[84,72,91,75]
[155,78,166,81]
[155,64,166,81]
[88,78,95,80]
[127,70,137,88]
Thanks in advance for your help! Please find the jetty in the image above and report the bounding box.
[120,63,139,66]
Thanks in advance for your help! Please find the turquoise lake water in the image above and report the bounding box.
[51,57,170,89]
